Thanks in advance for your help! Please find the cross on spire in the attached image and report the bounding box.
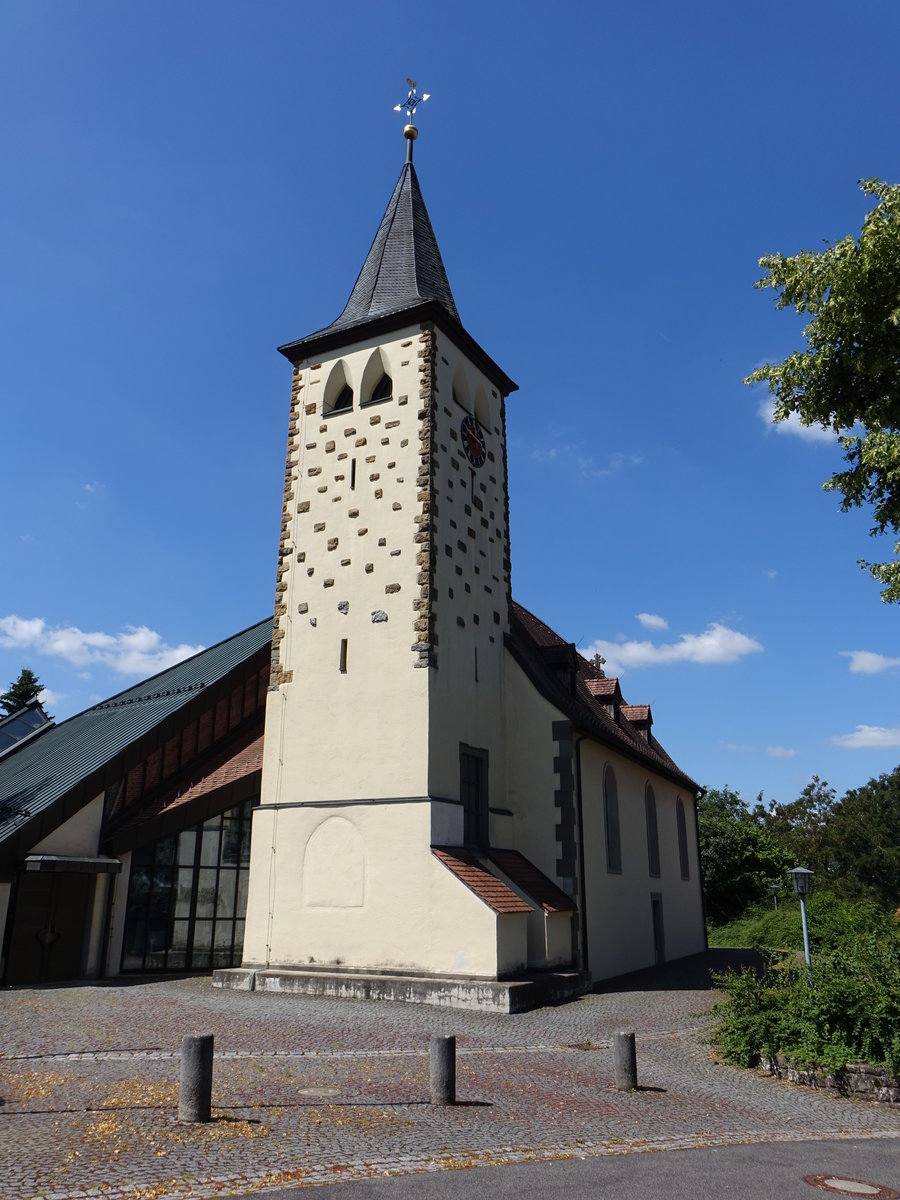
[393,78,430,162]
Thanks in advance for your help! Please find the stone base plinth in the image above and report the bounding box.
[212,966,590,1013]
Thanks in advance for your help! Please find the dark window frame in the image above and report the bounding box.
[603,765,621,874]
[121,796,256,974]
[459,743,489,850]
[645,783,660,878]
[676,797,690,880]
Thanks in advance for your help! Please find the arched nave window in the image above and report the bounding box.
[603,765,621,874]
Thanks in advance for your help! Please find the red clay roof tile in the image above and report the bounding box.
[432,847,533,914]
[488,849,576,913]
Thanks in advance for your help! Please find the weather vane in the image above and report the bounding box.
[394,78,430,161]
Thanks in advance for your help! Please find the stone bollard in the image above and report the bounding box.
[613,1031,638,1091]
[430,1034,456,1106]
[179,1034,214,1122]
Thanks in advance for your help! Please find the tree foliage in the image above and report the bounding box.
[751,776,836,879]
[697,786,790,923]
[746,178,900,601]
[0,668,44,716]
[754,767,900,909]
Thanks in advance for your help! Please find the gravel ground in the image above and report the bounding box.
[1,951,897,1200]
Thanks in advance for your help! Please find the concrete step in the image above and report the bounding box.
[213,966,590,1013]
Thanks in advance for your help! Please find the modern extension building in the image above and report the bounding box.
[0,115,705,1005]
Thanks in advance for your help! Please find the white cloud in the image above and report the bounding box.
[636,612,668,631]
[756,396,835,443]
[724,742,754,752]
[764,569,778,580]
[83,482,102,494]
[766,745,798,759]
[0,616,46,646]
[529,443,642,479]
[582,622,763,677]
[840,650,900,675]
[38,688,65,708]
[0,614,204,678]
[831,724,900,749]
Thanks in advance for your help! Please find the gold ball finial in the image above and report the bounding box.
[403,123,418,141]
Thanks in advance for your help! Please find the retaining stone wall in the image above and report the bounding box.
[761,1055,900,1104]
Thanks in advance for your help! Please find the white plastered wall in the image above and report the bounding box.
[31,794,104,856]
[243,800,507,977]
[262,325,431,809]
[503,657,567,882]
[503,655,705,980]
[579,741,706,979]
[105,850,131,976]
[427,331,510,806]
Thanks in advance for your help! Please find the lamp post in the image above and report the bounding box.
[769,883,780,911]
[789,867,813,981]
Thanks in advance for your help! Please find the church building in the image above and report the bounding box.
[0,99,706,1007]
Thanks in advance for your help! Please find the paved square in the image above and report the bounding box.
[1,954,897,1199]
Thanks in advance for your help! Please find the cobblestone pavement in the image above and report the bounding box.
[1,952,897,1200]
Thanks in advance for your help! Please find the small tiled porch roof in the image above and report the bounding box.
[489,849,577,914]
[431,847,532,914]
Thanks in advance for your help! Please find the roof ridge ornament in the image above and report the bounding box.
[393,78,430,163]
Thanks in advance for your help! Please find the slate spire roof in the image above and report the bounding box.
[277,143,517,398]
[326,161,459,333]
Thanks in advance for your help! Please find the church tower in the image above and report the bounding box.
[241,95,526,980]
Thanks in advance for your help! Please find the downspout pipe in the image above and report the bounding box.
[573,733,589,975]
[693,787,709,951]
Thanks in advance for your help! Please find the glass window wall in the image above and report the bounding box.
[121,797,255,972]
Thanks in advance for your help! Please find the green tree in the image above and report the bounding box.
[0,668,44,716]
[826,766,900,908]
[697,786,790,923]
[752,776,837,879]
[755,769,900,908]
[745,179,900,601]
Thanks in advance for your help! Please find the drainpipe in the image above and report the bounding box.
[693,788,709,951]
[573,733,589,975]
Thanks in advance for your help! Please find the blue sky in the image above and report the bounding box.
[2,0,899,807]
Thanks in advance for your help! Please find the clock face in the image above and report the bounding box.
[460,415,486,468]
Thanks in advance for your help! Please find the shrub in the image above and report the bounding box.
[711,899,900,1074]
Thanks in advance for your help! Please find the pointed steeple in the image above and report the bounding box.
[325,161,460,333]
[277,108,516,398]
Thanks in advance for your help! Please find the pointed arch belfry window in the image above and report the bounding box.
[370,372,392,403]
[360,348,393,407]
[334,384,353,412]
[323,360,354,415]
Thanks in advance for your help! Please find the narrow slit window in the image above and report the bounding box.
[339,638,348,674]
[350,458,356,490]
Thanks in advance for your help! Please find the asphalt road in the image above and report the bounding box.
[257,1137,900,1200]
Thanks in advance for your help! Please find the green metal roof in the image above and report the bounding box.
[0,617,272,874]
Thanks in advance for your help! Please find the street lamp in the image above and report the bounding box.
[769,883,780,911]
[789,866,813,980]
